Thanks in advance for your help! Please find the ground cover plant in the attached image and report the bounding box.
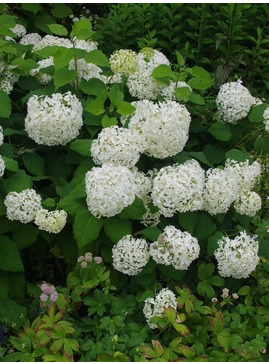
[0,3,269,362]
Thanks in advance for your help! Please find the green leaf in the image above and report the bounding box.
[137,226,162,241]
[118,197,146,220]
[117,101,136,115]
[70,139,92,157]
[101,115,118,128]
[71,18,94,40]
[9,273,26,299]
[0,89,11,118]
[3,170,33,193]
[0,236,24,272]
[176,51,185,67]
[104,217,132,243]
[54,47,74,71]
[187,66,213,90]
[208,121,232,141]
[84,50,109,67]
[178,211,199,235]
[175,87,191,101]
[193,214,216,240]
[58,183,87,216]
[203,144,225,165]
[12,225,39,250]
[207,232,224,256]
[0,15,16,37]
[152,64,175,79]
[109,84,124,107]
[197,281,215,299]
[189,92,205,105]
[2,157,19,172]
[22,153,45,176]
[80,78,106,97]
[21,3,41,14]
[85,90,107,116]
[211,311,225,334]
[73,209,103,250]
[217,328,231,352]
[51,4,73,18]
[207,276,225,287]
[47,24,68,36]
[238,286,250,295]
[248,103,268,123]
[54,68,76,91]
[254,137,269,155]
[0,299,27,327]
[189,151,211,167]
[225,149,252,162]
[0,272,10,301]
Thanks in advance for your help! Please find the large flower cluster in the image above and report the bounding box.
[91,126,144,168]
[143,288,177,329]
[0,59,19,94]
[234,191,262,217]
[29,57,54,85]
[150,226,200,270]
[216,80,255,124]
[112,235,149,276]
[32,35,73,51]
[128,100,191,159]
[109,49,138,75]
[0,156,5,177]
[127,48,170,100]
[25,92,83,146]
[214,231,259,279]
[4,189,42,224]
[20,32,42,46]
[34,208,67,234]
[225,159,261,192]
[68,58,103,83]
[151,160,205,217]
[263,107,269,132]
[85,164,136,218]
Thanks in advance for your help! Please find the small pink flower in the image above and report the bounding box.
[50,291,59,303]
[81,261,88,268]
[94,256,102,264]
[77,256,84,263]
[85,252,93,263]
[40,293,48,302]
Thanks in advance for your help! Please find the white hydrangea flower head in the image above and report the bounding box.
[29,57,54,85]
[128,100,191,159]
[203,167,239,215]
[91,126,144,168]
[224,159,262,193]
[34,208,67,233]
[152,160,205,217]
[72,37,98,52]
[0,125,3,146]
[25,92,83,146]
[0,155,5,177]
[216,80,255,124]
[161,81,192,101]
[234,191,262,217]
[69,58,103,83]
[10,24,27,38]
[143,288,177,329]
[20,33,42,46]
[127,48,170,100]
[32,35,73,51]
[0,59,20,94]
[112,235,149,276]
[4,189,42,224]
[150,225,200,270]
[85,164,136,218]
[109,49,138,75]
[263,107,269,132]
[214,231,259,279]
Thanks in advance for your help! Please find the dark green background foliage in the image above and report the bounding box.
[0,3,269,362]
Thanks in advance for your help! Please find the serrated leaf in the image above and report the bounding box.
[103,217,132,243]
[47,24,68,36]
[217,328,231,352]
[71,18,94,40]
[73,209,103,250]
[175,86,191,101]
[0,89,12,118]
[0,236,24,272]
[208,121,232,141]
[211,311,225,334]
[84,50,109,67]
[173,322,190,337]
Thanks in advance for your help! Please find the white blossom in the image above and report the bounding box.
[69,58,103,83]
[0,155,5,177]
[216,80,255,124]
[234,190,262,217]
[112,235,149,275]
[91,126,144,168]
[25,92,83,146]
[150,225,200,270]
[85,164,136,218]
[34,208,67,233]
[29,57,54,85]
[72,38,98,52]
[109,49,138,75]
[214,231,259,279]
[0,59,19,94]
[161,81,192,101]
[152,160,205,217]
[203,167,239,215]
[0,125,3,146]
[10,24,27,38]
[32,35,73,51]
[20,33,42,46]
[4,189,42,224]
[263,107,269,132]
[128,100,191,159]
[143,288,177,329]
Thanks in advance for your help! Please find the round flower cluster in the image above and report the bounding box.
[128,100,191,159]
[214,231,259,279]
[203,167,239,215]
[77,252,103,268]
[39,282,58,303]
[127,48,170,100]
[0,59,19,94]
[151,160,205,217]
[143,288,177,329]
[72,37,98,52]
[0,125,3,146]
[34,208,67,234]
[112,235,149,276]
[25,92,83,146]
[85,164,136,218]
[10,24,27,38]
[150,226,200,270]
[4,189,42,224]
[263,107,269,132]
[225,159,261,193]
[0,155,5,177]
[32,35,73,51]
[234,191,262,217]
[69,58,103,83]
[216,80,255,124]
[109,49,138,75]
[91,126,144,168]
[20,32,42,46]
[29,57,54,85]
